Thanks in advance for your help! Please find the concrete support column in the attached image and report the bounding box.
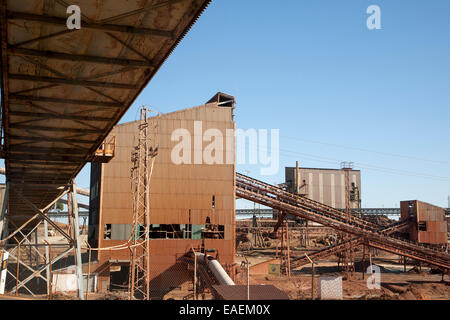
[34,229,39,287]
[71,182,85,300]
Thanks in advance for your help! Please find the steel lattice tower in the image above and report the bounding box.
[129,106,158,300]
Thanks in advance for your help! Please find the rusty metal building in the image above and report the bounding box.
[285,165,361,209]
[400,200,447,245]
[88,93,236,294]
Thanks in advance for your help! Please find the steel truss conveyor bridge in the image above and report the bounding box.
[0,0,212,299]
[235,173,450,271]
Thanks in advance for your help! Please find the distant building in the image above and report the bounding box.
[400,200,447,245]
[285,164,361,209]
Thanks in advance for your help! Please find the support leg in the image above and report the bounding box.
[0,183,9,239]
[34,229,39,287]
[71,182,85,300]
[44,220,50,295]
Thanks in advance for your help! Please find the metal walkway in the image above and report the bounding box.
[0,0,212,231]
[236,173,450,271]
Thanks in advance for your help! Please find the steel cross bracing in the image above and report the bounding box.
[129,107,158,300]
[0,182,85,298]
[235,173,450,271]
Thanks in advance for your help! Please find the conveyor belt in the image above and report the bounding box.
[236,173,450,270]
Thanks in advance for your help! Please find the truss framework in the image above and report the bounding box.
[129,107,158,300]
[0,182,85,299]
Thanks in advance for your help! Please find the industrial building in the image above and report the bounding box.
[285,164,361,209]
[88,93,236,295]
[400,200,448,245]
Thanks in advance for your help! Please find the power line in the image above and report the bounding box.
[278,148,450,182]
[280,135,450,165]
[237,143,450,182]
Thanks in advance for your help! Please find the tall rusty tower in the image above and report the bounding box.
[129,106,158,300]
[341,161,355,278]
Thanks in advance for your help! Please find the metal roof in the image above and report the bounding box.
[0,0,212,229]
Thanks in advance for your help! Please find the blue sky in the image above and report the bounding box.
[3,0,450,209]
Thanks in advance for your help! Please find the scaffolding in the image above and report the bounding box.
[129,106,158,300]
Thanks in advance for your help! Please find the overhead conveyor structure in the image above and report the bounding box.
[0,0,212,298]
[0,0,212,233]
[289,220,410,269]
[235,173,450,271]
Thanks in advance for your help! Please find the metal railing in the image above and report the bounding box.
[94,136,115,158]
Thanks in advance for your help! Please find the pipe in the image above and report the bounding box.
[196,253,235,286]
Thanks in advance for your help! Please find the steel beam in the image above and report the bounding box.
[9,146,90,155]
[8,73,137,90]
[0,182,9,239]
[6,153,87,162]
[43,219,50,296]
[9,123,103,134]
[8,47,154,67]
[11,247,73,294]
[99,0,187,24]
[11,189,73,244]
[9,94,123,108]
[9,111,114,122]
[0,0,10,151]
[7,11,174,38]
[7,135,94,145]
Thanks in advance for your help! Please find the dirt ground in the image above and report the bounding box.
[7,220,449,300]
[251,269,449,300]
[234,247,450,300]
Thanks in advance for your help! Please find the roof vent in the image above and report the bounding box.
[206,92,235,107]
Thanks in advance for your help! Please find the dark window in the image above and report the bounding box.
[418,221,427,231]
[103,224,111,240]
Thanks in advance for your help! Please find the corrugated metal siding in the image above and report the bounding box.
[285,167,361,209]
[95,102,236,289]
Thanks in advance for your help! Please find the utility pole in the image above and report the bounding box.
[129,106,158,300]
[341,162,354,279]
